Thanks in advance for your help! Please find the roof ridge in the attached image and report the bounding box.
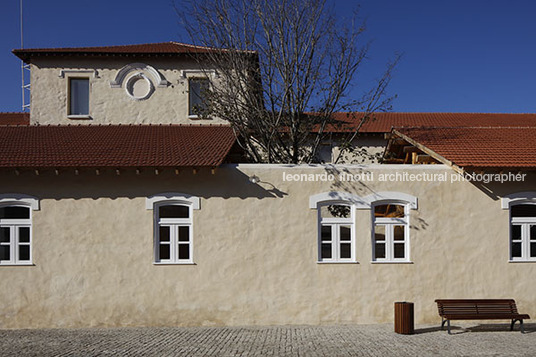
[169,41,214,50]
[13,41,179,51]
[329,111,536,115]
[395,125,536,129]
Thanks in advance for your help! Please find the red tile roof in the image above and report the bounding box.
[394,127,536,168]
[0,125,235,168]
[13,42,232,62]
[326,112,536,133]
[0,112,30,125]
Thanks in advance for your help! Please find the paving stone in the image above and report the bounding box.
[0,323,535,356]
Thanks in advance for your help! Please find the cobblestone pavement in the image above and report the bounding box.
[1,323,535,356]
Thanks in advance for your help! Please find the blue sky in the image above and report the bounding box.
[0,0,535,113]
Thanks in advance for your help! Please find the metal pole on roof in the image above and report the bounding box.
[20,0,23,49]
[20,0,30,112]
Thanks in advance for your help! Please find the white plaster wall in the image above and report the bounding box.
[332,136,387,163]
[0,165,534,328]
[29,57,227,125]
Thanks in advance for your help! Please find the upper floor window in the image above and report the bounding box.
[372,203,409,262]
[0,205,32,265]
[146,193,200,265]
[510,204,536,261]
[188,78,210,118]
[318,203,355,262]
[69,78,89,117]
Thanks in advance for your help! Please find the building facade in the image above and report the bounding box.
[0,42,535,328]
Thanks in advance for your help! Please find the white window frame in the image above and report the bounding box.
[501,192,536,262]
[146,193,199,265]
[509,203,536,262]
[371,200,411,263]
[0,195,39,266]
[315,201,356,263]
[155,202,193,264]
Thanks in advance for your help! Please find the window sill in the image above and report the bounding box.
[508,260,536,263]
[317,261,359,264]
[153,262,196,265]
[67,115,92,120]
[0,263,35,266]
[371,261,413,264]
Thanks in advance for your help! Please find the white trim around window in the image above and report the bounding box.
[0,194,39,266]
[370,193,416,263]
[311,193,357,263]
[508,201,536,262]
[146,193,200,265]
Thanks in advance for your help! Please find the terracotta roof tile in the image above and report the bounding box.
[326,112,536,133]
[12,42,231,62]
[0,112,30,125]
[0,125,235,168]
[394,127,536,168]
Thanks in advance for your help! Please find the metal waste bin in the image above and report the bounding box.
[394,301,414,334]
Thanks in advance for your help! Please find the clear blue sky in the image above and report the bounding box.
[0,0,535,113]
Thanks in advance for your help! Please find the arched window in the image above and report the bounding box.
[146,193,199,264]
[318,203,355,262]
[372,202,410,262]
[155,203,193,263]
[0,205,32,265]
[310,192,361,263]
[510,203,536,261]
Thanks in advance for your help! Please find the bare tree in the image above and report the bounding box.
[178,0,399,164]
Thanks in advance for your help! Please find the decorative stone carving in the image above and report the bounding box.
[110,63,169,100]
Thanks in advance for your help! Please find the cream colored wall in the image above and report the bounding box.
[29,58,228,125]
[0,165,535,328]
[332,135,387,163]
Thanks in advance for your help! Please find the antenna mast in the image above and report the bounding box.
[21,0,30,111]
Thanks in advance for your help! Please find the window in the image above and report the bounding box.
[315,143,333,163]
[188,78,210,118]
[372,203,409,262]
[318,203,355,262]
[0,205,32,265]
[155,204,193,263]
[69,78,89,116]
[510,204,536,261]
[147,193,199,265]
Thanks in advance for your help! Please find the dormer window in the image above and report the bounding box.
[68,78,90,118]
[188,78,210,118]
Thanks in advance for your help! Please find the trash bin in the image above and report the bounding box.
[394,301,414,334]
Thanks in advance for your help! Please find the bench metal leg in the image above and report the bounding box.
[511,319,526,333]
[440,318,452,334]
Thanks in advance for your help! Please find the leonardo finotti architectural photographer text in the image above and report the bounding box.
[282,171,527,184]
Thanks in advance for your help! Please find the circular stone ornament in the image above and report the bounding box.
[125,73,155,100]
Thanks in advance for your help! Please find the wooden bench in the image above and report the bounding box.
[435,299,530,334]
